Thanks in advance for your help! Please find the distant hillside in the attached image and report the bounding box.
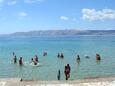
[8,30,115,36]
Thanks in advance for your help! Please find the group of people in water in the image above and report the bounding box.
[57,64,71,80]
[57,53,64,58]
[12,52,48,66]
[76,53,101,62]
[62,54,101,80]
[30,55,39,65]
[13,52,23,65]
[57,52,101,63]
[12,51,101,80]
[58,53,100,80]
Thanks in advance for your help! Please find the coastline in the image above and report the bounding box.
[1,76,115,86]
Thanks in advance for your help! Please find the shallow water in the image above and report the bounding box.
[0,35,115,80]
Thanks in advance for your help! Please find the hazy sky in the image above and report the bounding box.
[0,0,115,34]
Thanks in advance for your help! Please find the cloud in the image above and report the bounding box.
[0,0,17,6]
[0,0,44,6]
[24,0,44,3]
[82,8,115,21]
[19,12,27,17]
[60,16,69,21]
[8,0,17,5]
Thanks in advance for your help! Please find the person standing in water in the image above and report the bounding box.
[96,53,101,61]
[64,65,70,80]
[67,64,71,78]
[12,52,15,57]
[57,69,61,80]
[19,57,23,65]
[77,55,80,61]
[60,53,64,58]
[12,52,17,63]
[43,51,47,56]
[13,55,17,63]
[57,53,60,58]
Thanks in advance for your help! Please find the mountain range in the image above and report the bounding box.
[2,30,115,37]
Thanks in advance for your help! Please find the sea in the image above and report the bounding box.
[0,35,115,80]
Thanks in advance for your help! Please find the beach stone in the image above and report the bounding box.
[0,81,6,86]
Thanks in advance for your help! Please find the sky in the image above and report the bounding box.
[0,0,115,34]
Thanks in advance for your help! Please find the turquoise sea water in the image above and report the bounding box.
[0,35,115,80]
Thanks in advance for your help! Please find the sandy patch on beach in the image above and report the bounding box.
[82,81,115,86]
[1,77,115,86]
